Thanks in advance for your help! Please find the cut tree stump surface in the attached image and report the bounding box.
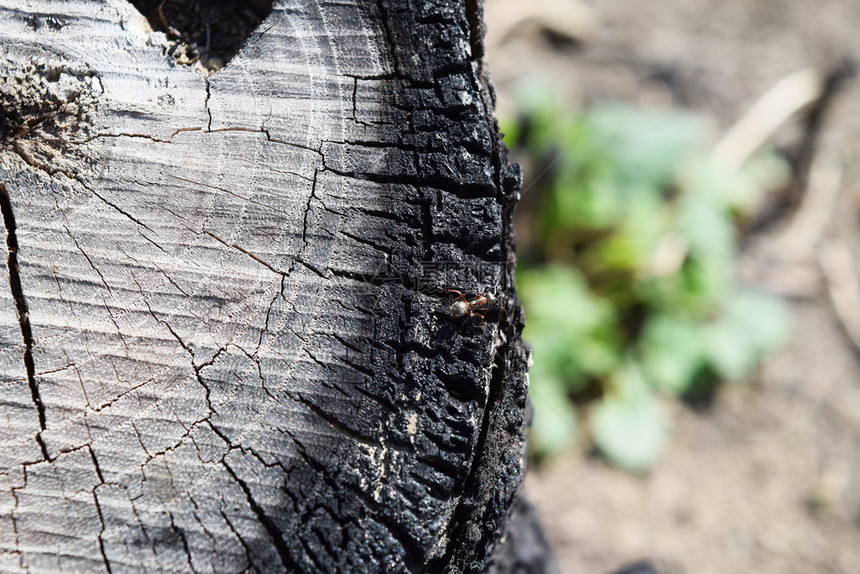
[0,1,528,573]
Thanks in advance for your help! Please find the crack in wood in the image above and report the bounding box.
[464,0,485,61]
[0,183,48,460]
[221,458,300,572]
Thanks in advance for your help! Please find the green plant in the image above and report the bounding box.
[505,86,791,472]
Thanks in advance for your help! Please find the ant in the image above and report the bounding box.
[447,289,507,328]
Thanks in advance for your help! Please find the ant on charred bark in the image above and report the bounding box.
[446,289,507,328]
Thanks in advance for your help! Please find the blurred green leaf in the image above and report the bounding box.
[637,256,725,317]
[537,105,706,242]
[543,169,618,233]
[679,194,735,261]
[590,366,670,472]
[704,290,792,380]
[513,79,578,157]
[499,117,522,150]
[679,152,792,216]
[587,104,706,189]
[529,371,579,456]
[640,313,706,393]
[583,187,669,273]
[519,264,621,389]
[508,88,792,471]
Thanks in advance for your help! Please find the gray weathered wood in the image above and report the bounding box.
[0,1,528,572]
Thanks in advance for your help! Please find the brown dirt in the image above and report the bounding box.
[484,0,860,572]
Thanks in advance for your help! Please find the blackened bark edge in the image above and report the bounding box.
[370,2,528,572]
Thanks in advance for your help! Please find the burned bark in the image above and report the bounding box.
[0,1,529,572]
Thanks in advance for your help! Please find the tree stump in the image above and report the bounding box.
[0,1,530,572]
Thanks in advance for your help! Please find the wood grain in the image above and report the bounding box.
[0,1,527,572]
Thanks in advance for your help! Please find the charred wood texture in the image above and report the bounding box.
[0,0,529,572]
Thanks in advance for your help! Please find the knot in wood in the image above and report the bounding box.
[0,47,101,177]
